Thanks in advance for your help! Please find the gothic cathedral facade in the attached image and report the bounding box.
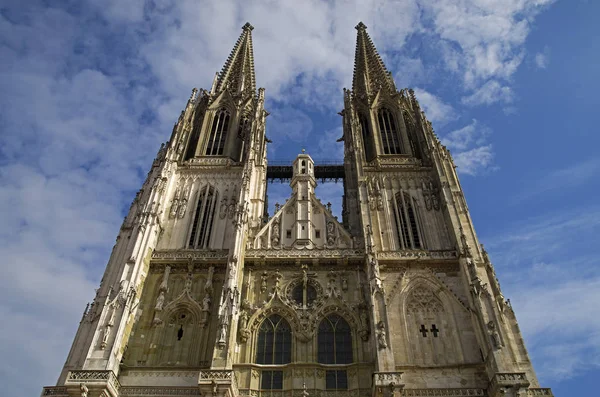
[42,23,552,397]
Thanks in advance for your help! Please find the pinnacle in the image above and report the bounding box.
[355,21,367,31]
[242,22,254,31]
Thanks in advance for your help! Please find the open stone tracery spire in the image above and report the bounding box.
[352,22,395,99]
[215,22,257,96]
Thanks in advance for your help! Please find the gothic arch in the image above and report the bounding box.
[248,304,301,338]
[186,184,218,249]
[246,304,302,363]
[314,304,362,333]
[395,277,468,366]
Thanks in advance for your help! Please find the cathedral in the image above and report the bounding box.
[42,22,553,397]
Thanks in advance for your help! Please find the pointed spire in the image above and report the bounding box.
[215,22,257,96]
[352,22,395,97]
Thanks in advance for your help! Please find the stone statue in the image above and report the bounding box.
[202,294,211,311]
[377,321,388,349]
[177,198,187,218]
[488,321,502,349]
[155,290,165,311]
[370,259,381,280]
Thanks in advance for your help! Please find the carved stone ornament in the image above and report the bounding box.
[488,321,503,349]
[376,321,388,349]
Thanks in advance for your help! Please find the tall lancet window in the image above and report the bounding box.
[256,315,291,392]
[359,113,375,161]
[318,315,352,390]
[378,108,403,155]
[393,192,423,249]
[188,186,217,248]
[205,108,230,156]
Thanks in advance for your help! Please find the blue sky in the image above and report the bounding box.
[0,0,598,396]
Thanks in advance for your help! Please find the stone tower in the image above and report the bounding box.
[42,22,552,397]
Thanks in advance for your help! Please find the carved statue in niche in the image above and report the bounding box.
[170,190,180,218]
[341,274,348,291]
[260,271,268,293]
[177,196,188,218]
[358,303,370,340]
[202,294,211,311]
[100,304,117,350]
[155,290,165,311]
[376,321,388,349]
[238,310,250,342]
[273,270,283,292]
[228,197,236,219]
[184,272,193,293]
[488,321,503,349]
[325,271,340,298]
[370,258,381,281]
[217,318,228,348]
[326,220,335,246]
[432,190,440,210]
[271,217,280,246]
[219,196,228,219]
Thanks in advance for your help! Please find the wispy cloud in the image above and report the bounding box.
[462,80,514,106]
[0,1,559,396]
[484,207,600,382]
[440,119,495,175]
[513,158,600,203]
[413,89,457,126]
[535,52,549,69]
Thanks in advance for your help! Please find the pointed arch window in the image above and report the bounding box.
[318,315,352,390]
[393,192,423,249]
[256,314,292,364]
[205,108,230,155]
[188,186,217,249]
[378,108,403,154]
[359,113,375,161]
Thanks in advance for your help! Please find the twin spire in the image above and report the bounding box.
[214,22,394,97]
[215,22,257,96]
[352,22,395,97]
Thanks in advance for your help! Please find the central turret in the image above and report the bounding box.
[291,151,316,243]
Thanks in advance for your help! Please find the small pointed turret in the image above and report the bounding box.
[215,22,257,96]
[352,22,395,97]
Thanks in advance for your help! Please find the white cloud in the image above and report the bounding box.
[462,80,514,106]
[452,145,495,175]
[484,208,600,381]
[413,89,456,125]
[535,52,549,69]
[0,1,560,395]
[440,119,495,175]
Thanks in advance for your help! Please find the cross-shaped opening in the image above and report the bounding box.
[419,324,428,337]
[430,324,439,337]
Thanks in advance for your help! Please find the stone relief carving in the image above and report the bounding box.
[406,286,444,314]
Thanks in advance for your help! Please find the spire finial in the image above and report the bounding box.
[355,21,367,31]
[242,22,254,31]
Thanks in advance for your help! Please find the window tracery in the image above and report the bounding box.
[377,107,403,154]
[393,192,423,249]
[255,314,292,365]
[205,108,230,155]
[188,186,217,249]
